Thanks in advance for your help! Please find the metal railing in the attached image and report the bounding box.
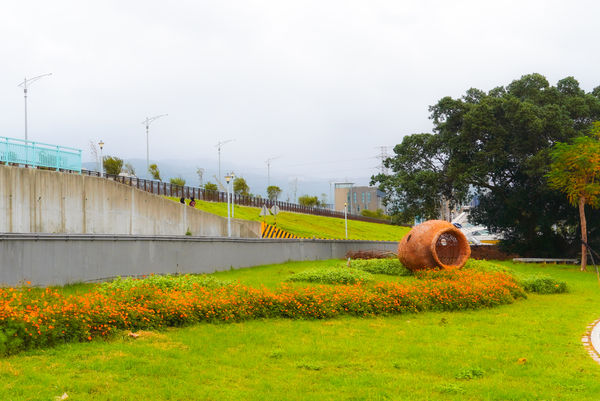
[0,136,82,172]
[80,169,392,225]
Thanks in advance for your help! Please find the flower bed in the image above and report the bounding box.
[0,269,525,355]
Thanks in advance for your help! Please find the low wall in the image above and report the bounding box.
[0,234,398,286]
[0,165,260,238]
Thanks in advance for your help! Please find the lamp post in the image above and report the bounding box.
[344,202,348,239]
[225,174,232,237]
[215,139,234,187]
[18,73,52,142]
[141,114,168,175]
[230,172,235,219]
[98,140,105,177]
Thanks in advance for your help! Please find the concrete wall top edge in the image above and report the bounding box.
[0,233,397,245]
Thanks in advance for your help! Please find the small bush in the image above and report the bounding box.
[360,209,391,220]
[99,274,229,292]
[286,268,374,284]
[269,349,283,359]
[455,367,484,380]
[349,259,411,276]
[296,361,322,371]
[520,276,568,294]
[438,383,466,394]
[463,259,512,274]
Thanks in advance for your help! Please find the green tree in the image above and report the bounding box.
[267,185,282,201]
[204,182,218,192]
[372,74,600,256]
[547,122,600,271]
[233,177,250,196]
[103,156,123,175]
[123,162,136,176]
[148,164,161,181]
[298,195,320,207]
[169,177,186,186]
[372,133,459,223]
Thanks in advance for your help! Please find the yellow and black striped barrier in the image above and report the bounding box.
[260,222,354,240]
[261,222,301,239]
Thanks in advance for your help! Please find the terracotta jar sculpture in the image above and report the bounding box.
[398,220,471,271]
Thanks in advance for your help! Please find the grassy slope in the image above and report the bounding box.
[3,261,600,400]
[169,197,410,241]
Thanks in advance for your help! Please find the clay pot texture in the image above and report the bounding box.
[398,220,471,271]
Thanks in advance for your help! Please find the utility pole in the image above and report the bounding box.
[291,178,298,203]
[230,172,235,219]
[215,139,234,183]
[225,173,232,237]
[142,114,168,174]
[265,156,280,187]
[18,73,52,142]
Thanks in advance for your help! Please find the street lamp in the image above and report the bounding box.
[215,139,234,185]
[142,114,168,175]
[18,73,52,142]
[230,172,235,219]
[98,140,105,177]
[225,174,232,237]
[344,202,348,239]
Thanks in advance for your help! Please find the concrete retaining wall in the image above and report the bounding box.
[0,234,398,286]
[0,165,260,238]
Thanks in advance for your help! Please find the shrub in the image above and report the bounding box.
[286,268,374,284]
[103,156,123,175]
[204,182,218,192]
[148,164,161,181]
[99,274,229,292]
[463,259,513,274]
[455,367,484,380]
[349,259,411,276]
[170,177,186,186]
[520,276,568,294]
[298,195,321,207]
[360,209,391,221]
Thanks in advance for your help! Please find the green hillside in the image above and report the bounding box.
[169,198,409,241]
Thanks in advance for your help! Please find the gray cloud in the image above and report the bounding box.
[2,0,599,193]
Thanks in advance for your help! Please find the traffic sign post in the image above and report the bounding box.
[259,205,269,220]
[270,204,280,226]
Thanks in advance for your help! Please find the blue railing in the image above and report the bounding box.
[0,136,82,172]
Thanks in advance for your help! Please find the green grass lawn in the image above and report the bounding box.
[169,197,410,241]
[2,260,600,400]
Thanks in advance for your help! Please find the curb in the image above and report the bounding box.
[582,318,600,365]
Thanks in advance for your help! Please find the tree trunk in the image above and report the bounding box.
[579,196,587,272]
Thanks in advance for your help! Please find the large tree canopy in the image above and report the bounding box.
[373,74,600,255]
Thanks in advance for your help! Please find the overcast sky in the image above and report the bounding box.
[2,0,599,189]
